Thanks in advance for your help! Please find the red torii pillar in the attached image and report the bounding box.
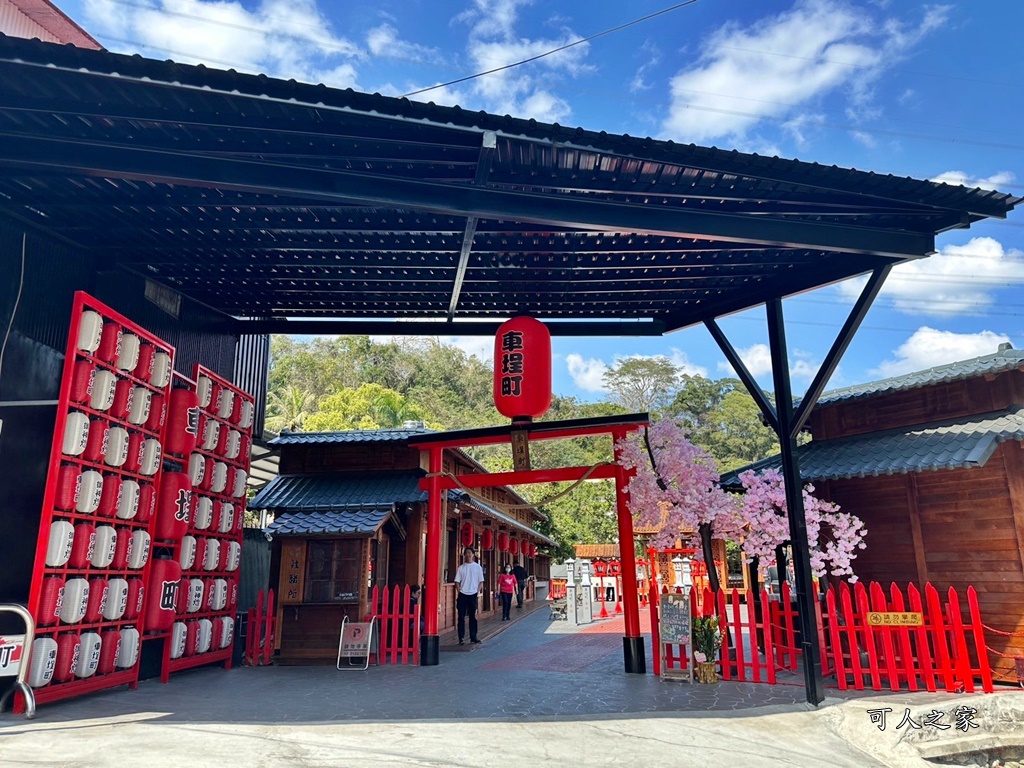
[613,428,644,673]
[421,446,443,665]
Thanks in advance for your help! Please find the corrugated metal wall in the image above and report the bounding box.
[239,528,272,611]
[235,333,269,437]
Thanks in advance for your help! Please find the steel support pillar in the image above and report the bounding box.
[766,298,825,705]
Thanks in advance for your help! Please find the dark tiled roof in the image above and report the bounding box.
[250,470,429,510]
[267,505,392,537]
[721,406,1024,488]
[269,427,434,446]
[815,347,1024,406]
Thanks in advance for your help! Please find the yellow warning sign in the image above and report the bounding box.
[866,611,923,627]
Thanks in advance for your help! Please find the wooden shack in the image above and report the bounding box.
[724,344,1024,683]
[250,425,552,664]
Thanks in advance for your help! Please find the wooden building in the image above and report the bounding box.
[724,344,1024,683]
[250,426,553,664]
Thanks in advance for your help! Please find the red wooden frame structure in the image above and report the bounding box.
[410,414,650,672]
[24,292,175,706]
[159,365,255,681]
[367,585,420,665]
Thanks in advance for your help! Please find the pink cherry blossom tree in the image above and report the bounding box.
[616,418,742,590]
[616,419,868,588]
[735,468,867,581]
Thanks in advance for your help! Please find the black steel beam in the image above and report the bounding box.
[766,298,825,707]
[703,318,779,434]
[449,131,496,319]
[236,318,667,336]
[790,265,892,436]
[0,133,935,258]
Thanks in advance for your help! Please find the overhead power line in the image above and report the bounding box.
[401,1,699,99]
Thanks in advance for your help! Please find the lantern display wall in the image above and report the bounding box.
[25,292,174,706]
[160,365,253,681]
[22,292,254,709]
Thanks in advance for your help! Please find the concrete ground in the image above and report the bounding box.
[1,606,1021,767]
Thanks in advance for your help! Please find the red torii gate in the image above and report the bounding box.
[410,413,650,672]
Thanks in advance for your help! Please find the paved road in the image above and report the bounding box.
[0,608,1016,767]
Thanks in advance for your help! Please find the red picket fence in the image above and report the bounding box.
[651,580,993,693]
[825,581,992,693]
[245,588,275,666]
[549,579,567,600]
[367,585,419,665]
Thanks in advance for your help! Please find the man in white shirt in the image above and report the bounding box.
[454,547,485,645]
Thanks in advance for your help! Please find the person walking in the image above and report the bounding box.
[498,565,517,621]
[454,547,485,645]
[512,562,528,609]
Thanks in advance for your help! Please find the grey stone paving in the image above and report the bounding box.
[1,607,1019,768]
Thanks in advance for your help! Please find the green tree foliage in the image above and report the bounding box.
[304,383,434,432]
[266,336,785,556]
[601,356,679,414]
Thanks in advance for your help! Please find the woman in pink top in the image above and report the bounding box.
[498,565,517,621]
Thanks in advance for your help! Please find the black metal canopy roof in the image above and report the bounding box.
[0,34,1018,337]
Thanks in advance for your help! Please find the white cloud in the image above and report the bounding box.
[872,327,1011,378]
[837,236,1024,316]
[930,170,1016,192]
[83,0,364,88]
[440,336,493,362]
[716,343,817,381]
[666,349,708,378]
[566,354,609,393]
[441,0,590,122]
[366,23,443,66]
[661,0,949,143]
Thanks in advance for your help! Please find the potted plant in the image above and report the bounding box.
[692,615,722,683]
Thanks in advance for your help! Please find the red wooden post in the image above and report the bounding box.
[733,588,747,682]
[649,581,661,677]
[945,587,975,693]
[869,581,900,691]
[966,586,993,693]
[716,588,731,681]
[924,582,956,692]
[888,583,917,691]
[855,582,882,690]
[907,583,936,692]
[825,588,846,689]
[759,586,777,684]
[839,583,864,690]
[612,429,644,673]
[814,586,831,677]
[422,446,443,666]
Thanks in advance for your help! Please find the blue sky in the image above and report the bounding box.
[60,0,1024,402]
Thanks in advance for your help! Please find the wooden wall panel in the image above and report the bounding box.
[808,368,1024,440]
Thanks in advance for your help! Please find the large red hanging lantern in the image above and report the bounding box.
[497,532,509,552]
[460,522,475,549]
[481,528,494,551]
[493,316,552,420]
[527,542,535,557]
[509,538,520,556]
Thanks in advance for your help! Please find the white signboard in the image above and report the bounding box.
[0,634,26,677]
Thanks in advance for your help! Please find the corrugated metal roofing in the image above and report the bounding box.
[0,34,1017,338]
[816,346,1024,406]
[267,505,393,537]
[720,406,1024,488]
[269,427,434,446]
